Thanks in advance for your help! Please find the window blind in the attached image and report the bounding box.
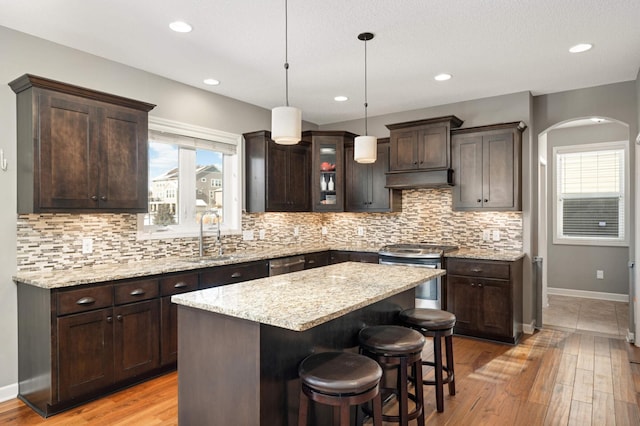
[149,129,237,155]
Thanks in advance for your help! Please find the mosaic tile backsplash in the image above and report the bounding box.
[16,188,522,271]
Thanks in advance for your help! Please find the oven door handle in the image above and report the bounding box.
[379,260,438,268]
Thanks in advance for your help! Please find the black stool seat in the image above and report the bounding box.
[299,351,382,395]
[298,351,384,426]
[399,308,456,331]
[359,325,426,356]
[399,308,456,414]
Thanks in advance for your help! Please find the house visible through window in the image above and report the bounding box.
[553,141,628,246]
[139,117,242,239]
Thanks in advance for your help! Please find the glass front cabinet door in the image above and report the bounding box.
[305,131,355,212]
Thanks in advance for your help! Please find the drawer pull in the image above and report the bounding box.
[76,297,96,305]
[231,272,242,278]
[471,268,482,273]
[174,282,188,289]
[129,288,146,296]
[308,260,315,264]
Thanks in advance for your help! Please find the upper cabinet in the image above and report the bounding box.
[244,130,311,212]
[303,131,356,212]
[345,138,401,212]
[451,122,525,211]
[385,115,463,189]
[9,74,155,214]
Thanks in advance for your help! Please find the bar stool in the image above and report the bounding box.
[358,325,426,426]
[298,351,383,426]
[399,308,456,413]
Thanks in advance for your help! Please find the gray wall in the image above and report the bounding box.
[546,124,630,295]
[0,25,316,393]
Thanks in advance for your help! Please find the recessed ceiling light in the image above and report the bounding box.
[203,78,220,86]
[434,73,452,81]
[334,96,348,102]
[169,21,193,33]
[569,43,592,53]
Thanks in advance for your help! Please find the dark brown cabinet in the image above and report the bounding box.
[9,74,155,213]
[451,122,525,211]
[244,130,310,212]
[329,250,379,264]
[303,131,356,212]
[445,257,523,344]
[199,260,269,289]
[160,273,198,366]
[345,138,401,212]
[304,251,330,269]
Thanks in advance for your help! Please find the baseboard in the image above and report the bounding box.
[522,320,536,334]
[547,287,629,303]
[0,382,18,403]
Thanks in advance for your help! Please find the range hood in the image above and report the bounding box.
[385,115,463,189]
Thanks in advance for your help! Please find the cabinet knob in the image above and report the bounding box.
[470,283,476,287]
[91,195,98,201]
[100,196,107,201]
[117,315,123,322]
[484,199,488,203]
[413,161,418,165]
[478,283,483,288]
[477,199,482,203]
[106,316,113,323]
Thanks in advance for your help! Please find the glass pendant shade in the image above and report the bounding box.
[354,135,377,163]
[271,105,301,145]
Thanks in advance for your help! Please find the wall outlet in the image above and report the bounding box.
[259,229,266,240]
[242,230,254,241]
[596,270,604,279]
[357,226,365,236]
[492,230,501,241]
[482,230,490,241]
[321,226,328,235]
[82,238,93,254]
[294,226,299,237]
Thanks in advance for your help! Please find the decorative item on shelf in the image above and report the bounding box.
[321,175,327,191]
[354,32,377,164]
[271,0,301,145]
[328,175,334,191]
[320,161,335,171]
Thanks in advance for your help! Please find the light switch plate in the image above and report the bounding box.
[482,230,490,241]
[82,238,93,254]
[321,226,328,235]
[259,229,266,240]
[357,226,365,236]
[492,230,501,241]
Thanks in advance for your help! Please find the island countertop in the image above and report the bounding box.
[172,261,444,332]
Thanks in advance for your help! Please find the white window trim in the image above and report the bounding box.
[552,140,629,247]
[137,117,244,240]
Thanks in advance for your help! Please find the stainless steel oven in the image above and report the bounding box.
[378,244,457,309]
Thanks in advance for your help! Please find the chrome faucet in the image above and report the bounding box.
[199,210,222,257]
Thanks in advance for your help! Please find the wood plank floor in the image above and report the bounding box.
[1,328,639,425]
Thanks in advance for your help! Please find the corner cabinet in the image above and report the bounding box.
[445,257,523,344]
[345,138,401,212]
[244,130,311,212]
[451,122,525,211]
[303,131,356,212]
[9,74,155,214]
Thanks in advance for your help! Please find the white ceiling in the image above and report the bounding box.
[1,0,639,125]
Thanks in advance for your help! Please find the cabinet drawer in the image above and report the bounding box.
[160,273,199,296]
[447,259,510,280]
[200,261,269,289]
[58,285,113,315]
[114,279,159,305]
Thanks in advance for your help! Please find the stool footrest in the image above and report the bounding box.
[419,360,455,388]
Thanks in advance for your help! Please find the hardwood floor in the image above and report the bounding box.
[1,328,639,425]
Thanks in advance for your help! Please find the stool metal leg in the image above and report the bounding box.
[433,333,444,413]
[445,334,456,396]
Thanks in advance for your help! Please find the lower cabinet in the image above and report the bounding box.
[329,250,379,264]
[304,251,330,269]
[199,260,269,289]
[159,272,198,366]
[446,257,523,344]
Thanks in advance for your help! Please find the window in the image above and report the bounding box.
[553,141,628,246]
[138,117,243,239]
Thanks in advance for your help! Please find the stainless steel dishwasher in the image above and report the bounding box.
[269,255,306,276]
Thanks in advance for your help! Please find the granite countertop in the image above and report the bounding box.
[446,248,525,262]
[171,262,445,332]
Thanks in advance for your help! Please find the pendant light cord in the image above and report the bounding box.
[363,35,368,136]
[284,0,290,107]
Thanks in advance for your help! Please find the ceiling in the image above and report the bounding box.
[1,0,639,125]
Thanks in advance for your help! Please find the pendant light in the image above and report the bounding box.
[271,0,301,145]
[354,32,377,163]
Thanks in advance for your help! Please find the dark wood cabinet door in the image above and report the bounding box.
[113,299,160,382]
[311,134,345,212]
[452,133,483,209]
[304,251,330,269]
[345,145,370,211]
[446,276,477,331]
[39,92,98,210]
[98,105,148,211]
[478,279,512,337]
[483,131,515,209]
[369,142,393,210]
[417,125,448,169]
[329,251,351,264]
[265,143,290,211]
[286,144,311,211]
[160,296,178,365]
[390,129,417,171]
[57,308,114,401]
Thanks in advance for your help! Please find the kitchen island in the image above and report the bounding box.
[171,261,445,426]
